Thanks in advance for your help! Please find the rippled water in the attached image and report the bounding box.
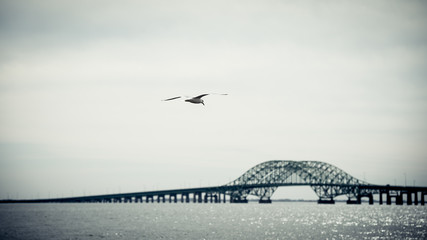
[0,202,426,239]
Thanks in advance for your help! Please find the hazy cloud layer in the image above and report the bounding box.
[1,0,426,199]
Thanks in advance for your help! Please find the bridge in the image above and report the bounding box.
[2,160,426,205]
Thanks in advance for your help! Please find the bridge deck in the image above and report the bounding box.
[1,183,426,204]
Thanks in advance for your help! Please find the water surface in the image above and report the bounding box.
[0,202,426,239]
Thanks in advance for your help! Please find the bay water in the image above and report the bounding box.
[0,202,426,239]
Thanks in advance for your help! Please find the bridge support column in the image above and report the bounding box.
[318,198,335,204]
[387,191,403,205]
[259,197,272,204]
[230,195,248,203]
[194,192,202,203]
[422,193,426,205]
[214,194,219,203]
[406,192,413,205]
[396,195,403,205]
[401,191,412,205]
[146,195,153,203]
[180,193,189,203]
[386,192,391,205]
[169,194,177,203]
[198,193,203,203]
[204,193,214,203]
[157,195,165,203]
[414,192,418,205]
[346,197,360,205]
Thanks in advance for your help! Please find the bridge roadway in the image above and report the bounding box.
[2,183,426,205]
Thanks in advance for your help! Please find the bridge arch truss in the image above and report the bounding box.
[225,160,375,201]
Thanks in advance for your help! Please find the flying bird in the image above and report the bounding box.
[163,93,227,105]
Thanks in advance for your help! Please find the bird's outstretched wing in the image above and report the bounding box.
[163,93,227,102]
[193,94,209,99]
[163,96,182,101]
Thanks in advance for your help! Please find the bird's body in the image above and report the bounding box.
[184,94,208,105]
[163,93,226,105]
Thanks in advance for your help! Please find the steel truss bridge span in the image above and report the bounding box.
[2,160,426,205]
[226,160,372,203]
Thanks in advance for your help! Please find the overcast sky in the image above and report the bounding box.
[1,0,426,200]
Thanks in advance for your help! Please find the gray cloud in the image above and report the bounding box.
[1,0,427,199]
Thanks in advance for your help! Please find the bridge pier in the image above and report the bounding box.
[401,191,412,205]
[146,195,154,203]
[157,195,165,203]
[379,190,388,205]
[203,193,217,203]
[346,197,360,204]
[259,197,272,204]
[390,194,403,205]
[193,192,202,203]
[386,191,403,205]
[387,192,391,205]
[405,191,422,205]
[414,192,418,205]
[230,195,248,203]
[318,198,335,204]
[356,193,373,205]
[397,195,404,205]
[169,194,177,203]
[181,193,190,203]
[422,192,426,205]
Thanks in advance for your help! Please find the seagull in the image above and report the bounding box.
[163,93,227,106]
